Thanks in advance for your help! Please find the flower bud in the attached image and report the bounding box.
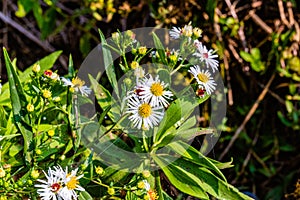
[130,61,139,69]
[32,64,41,73]
[26,104,34,112]
[107,187,115,195]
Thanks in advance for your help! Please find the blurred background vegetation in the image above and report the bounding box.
[0,0,299,199]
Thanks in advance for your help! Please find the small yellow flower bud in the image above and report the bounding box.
[169,54,177,63]
[107,187,115,195]
[95,166,104,175]
[26,104,34,112]
[112,32,120,40]
[31,170,40,179]
[60,155,66,161]
[131,48,137,54]
[137,181,145,189]
[142,170,151,178]
[126,30,135,39]
[193,27,202,38]
[130,61,139,69]
[47,129,55,137]
[32,64,41,73]
[0,168,6,178]
[138,46,147,55]
[35,149,42,155]
[42,89,52,99]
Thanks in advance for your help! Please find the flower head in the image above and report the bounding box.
[61,77,92,96]
[131,61,139,69]
[169,23,201,41]
[138,75,173,108]
[35,167,64,200]
[59,167,85,200]
[138,46,147,55]
[44,70,59,80]
[169,26,182,40]
[31,170,40,179]
[42,89,52,99]
[26,104,34,112]
[193,42,219,73]
[144,189,159,200]
[35,166,84,200]
[32,64,41,73]
[138,180,150,191]
[188,65,216,95]
[126,96,164,130]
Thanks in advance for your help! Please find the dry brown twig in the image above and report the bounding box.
[219,73,276,160]
[0,10,67,68]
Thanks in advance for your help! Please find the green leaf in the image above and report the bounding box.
[32,2,43,30]
[15,1,27,17]
[89,75,120,122]
[16,0,34,15]
[98,29,119,97]
[3,47,33,164]
[205,0,218,22]
[155,97,198,143]
[78,191,93,200]
[153,156,209,199]
[41,7,56,39]
[240,51,254,63]
[80,34,91,58]
[250,48,261,60]
[166,141,227,181]
[285,100,294,113]
[154,155,253,200]
[152,32,168,65]
[68,54,75,78]
[89,75,111,110]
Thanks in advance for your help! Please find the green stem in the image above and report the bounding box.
[154,170,163,199]
[143,131,149,152]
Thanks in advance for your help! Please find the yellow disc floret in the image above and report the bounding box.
[138,104,152,118]
[197,73,209,83]
[150,83,164,96]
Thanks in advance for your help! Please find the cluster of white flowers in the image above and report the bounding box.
[35,166,84,200]
[126,74,173,130]
[169,23,219,97]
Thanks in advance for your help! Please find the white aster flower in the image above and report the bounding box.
[193,42,219,73]
[143,180,151,191]
[61,77,92,96]
[181,24,193,37]
[0,82,2,94]
[138,75,173,108]
[126,96,164,130]
[35,167,64,200]
[169,27,182,39]
[59,167,85,200]
[188,65,217,95]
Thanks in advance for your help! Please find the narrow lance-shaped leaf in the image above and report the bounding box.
[152,32,168,65]
[98,29,119,98]
[3,47,33,164]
